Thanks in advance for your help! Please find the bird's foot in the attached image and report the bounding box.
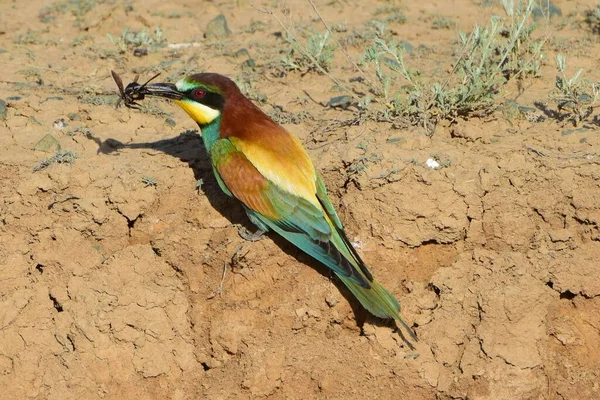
[238,226,266,242]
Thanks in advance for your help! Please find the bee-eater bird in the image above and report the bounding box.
[136,73,416,342]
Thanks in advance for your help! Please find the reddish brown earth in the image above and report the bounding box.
[1,0,599,399]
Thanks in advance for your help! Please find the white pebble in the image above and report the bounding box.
[426,158,440,169]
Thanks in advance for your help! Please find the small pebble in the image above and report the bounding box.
[325,293,339,308]
[326,95,352,109]
[205,14,232,38]
[400,40,414,54]
[426,158,440,169]
[133,48,148,57]
[517,105,536,114]
[33,134,61,153]
[241,58,256,69]
[234,48,250,58]
[0,99,6,121]
[42,96,64,103]
[53,118,67,130]
[561,128,588,136]
[386,136,405,144]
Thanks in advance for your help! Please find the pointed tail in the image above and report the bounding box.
[337,274,418,342]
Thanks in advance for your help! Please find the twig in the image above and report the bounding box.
[526,145,547,156]
[302,89,326,107]
[206,259,229,299]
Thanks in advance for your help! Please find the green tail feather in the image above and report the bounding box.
[338,275,417,342]
[244,201,418,342]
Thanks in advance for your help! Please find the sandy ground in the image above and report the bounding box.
[1,0,600,399]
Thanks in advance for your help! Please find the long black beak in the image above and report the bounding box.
[137,82,184,100]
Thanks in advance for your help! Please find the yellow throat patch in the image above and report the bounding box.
[174,99,220,125]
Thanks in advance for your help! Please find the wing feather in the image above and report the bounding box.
[211,137,371,287]
[228,133,317,207]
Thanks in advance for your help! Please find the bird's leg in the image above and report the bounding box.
[238,208,270,241]
[238,226,266,242]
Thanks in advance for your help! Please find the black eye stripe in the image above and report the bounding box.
[186,89,225,110]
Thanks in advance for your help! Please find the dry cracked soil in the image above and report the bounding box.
[1,0,600,399]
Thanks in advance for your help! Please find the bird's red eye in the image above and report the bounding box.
[192,89,206,99]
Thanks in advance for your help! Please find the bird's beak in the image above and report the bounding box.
[139,82,184,100]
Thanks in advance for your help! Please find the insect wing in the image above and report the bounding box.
[111,70,126,108]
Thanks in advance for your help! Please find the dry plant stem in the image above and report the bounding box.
[438,28,477,94]
[253,4,358,99]
[416,23,482,128]
[443,0,544,92]
[219,259,228,296]
[496,0,535,71]
[306,0,377,91]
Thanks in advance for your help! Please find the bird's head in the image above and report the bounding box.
[142,73,239,126]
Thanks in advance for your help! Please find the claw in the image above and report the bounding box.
[238,227,266,242]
